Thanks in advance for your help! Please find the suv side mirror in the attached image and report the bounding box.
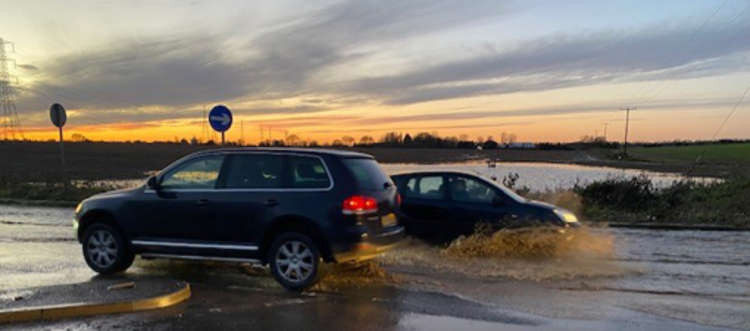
[147,176,161,191]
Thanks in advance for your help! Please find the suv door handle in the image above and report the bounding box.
[264,199,279,207]
[196,198,209,206]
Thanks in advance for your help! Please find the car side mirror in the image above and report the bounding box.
[147,176,161,191]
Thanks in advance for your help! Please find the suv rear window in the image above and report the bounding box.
[341,158,391,190]
[288,156,331,188]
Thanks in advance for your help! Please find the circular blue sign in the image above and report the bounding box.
[209,105,232,132]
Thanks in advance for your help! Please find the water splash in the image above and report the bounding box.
[382,226,636,281]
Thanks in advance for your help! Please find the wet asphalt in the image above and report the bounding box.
[1,204,749,330]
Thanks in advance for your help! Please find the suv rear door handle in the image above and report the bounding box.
[264,199,279,207]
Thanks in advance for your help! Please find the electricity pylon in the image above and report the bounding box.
[0,38,23,140]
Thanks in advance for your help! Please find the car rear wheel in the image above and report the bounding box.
[268,232,321,291]
[82,223,134,274]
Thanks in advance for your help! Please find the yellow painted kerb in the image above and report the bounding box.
[0,282,191,324]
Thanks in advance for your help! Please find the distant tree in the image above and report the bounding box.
[70,133,90,142]
[332,139,345,147]
[459,134,469,142]
[341,136,355,146]
[179,138,189,144]
[359,136,375,145]
[380,132,403,145]
[403,133,413,145]
[286,134,301,146]
[190,136,200,145]
[483,139,498,149]
[308,140,319,147]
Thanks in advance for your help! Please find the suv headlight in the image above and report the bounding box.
[553,209,578,223]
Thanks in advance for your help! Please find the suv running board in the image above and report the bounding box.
[140,253,261,264]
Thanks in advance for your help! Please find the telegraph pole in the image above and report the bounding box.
[621,107,636,156]
[0,38,23,140]
[602,122,608,141]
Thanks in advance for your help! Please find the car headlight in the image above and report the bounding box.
[553,209,578,223]
[75,202,83,214]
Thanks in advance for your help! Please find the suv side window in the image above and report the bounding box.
[161,156,224,189]
[221,154,284,189]
[410,175,445,200]
[448,175,498,204]
[287,156,331,188]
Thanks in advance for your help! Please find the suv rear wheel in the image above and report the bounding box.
[268,232,321,291]
[82,223,134,274]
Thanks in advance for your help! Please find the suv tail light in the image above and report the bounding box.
[342,195,378,215]
[396,193,402,207]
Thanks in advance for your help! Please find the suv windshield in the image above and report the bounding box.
[342,158,392,191]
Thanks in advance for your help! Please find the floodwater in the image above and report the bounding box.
[1,204,747,299]
[382,162,714,191]
[89,162,713,192]
[1,204,749,329]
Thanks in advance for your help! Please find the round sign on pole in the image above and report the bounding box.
[50,103,67,128]
[209,105,232,132]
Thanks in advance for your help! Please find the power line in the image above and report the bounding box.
[686,85,750,176]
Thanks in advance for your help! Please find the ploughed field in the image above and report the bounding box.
[3,141,746,182]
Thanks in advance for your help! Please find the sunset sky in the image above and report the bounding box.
[2,0,750,144]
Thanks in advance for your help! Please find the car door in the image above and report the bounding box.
[211,153,286,245]
[134,155,225,245]
[446,174,510,236]
[397,174,451,241]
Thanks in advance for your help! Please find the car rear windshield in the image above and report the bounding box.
[341,158,391,191]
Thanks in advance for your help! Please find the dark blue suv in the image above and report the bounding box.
[74,148,404,290]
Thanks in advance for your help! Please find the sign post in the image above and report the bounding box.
[49,103,67,167]
[209,105,232,145]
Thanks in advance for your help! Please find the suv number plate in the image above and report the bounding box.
[381,213,397,227]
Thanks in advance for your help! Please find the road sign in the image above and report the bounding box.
[209,105,232,132]
[50,103,66,128]
[49,103,67,178]
[209,105,232,145]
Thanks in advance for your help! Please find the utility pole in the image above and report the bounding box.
[240,120,244,146]
[603,122,608,141]
[621,107,636,156]
[0,38,23,140]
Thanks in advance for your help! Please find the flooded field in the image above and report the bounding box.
[382,162,715,191]
[88,161,713,193]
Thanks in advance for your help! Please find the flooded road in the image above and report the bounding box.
[1,205,748,329]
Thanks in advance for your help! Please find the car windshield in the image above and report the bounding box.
[486,178,527,203]
[342,158,392,191]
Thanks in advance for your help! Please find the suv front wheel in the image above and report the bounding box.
[268,232,321,291]
[82,223,134,274]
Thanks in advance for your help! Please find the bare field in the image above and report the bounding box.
[1,141,745,181]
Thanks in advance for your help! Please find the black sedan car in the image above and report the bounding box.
[391,171,579,243]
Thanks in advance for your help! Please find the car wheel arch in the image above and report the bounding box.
[78,209,127,243]
[260,215,333,264]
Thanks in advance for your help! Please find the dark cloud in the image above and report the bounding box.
[342,16,750,104]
